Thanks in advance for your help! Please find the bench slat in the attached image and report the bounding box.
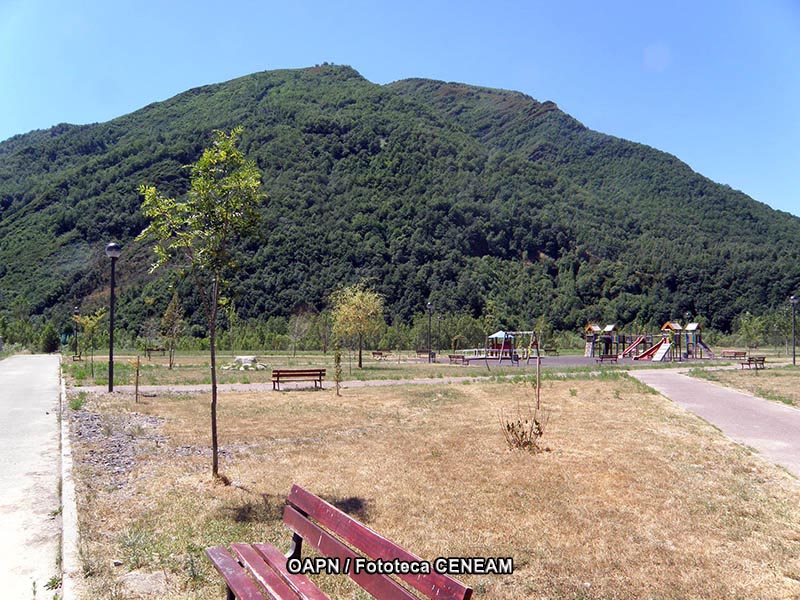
[273,370,327,376]
[250,543,331,600]
[287,485,472,600]
[230,543,306,600]
[283,506,418,600]
[206,545,272,600]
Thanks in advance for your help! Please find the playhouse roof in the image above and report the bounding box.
[661,321,683,331]
[585,323,602,333]
[685,322,701,332]
[603,324,617,333]
[488,330,513,339]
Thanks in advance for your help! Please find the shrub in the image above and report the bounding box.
[499,404,550,453]
[40,323,60,353]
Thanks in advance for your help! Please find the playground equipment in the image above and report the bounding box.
[462,330,539,365]
[584,324,621,357]
[634,322,683,362]
[584,324,601,357]
[487,331,517,360]
[620,335,647,357]
[584,320,715,362]
[685,323,714,359]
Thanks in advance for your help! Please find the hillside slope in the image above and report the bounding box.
[1,65,798,335]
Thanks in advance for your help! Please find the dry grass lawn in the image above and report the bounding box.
[69,374,800,599]
[65,351,564,387]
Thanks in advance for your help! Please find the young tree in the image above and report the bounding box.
[140,317,162,354]
[330,282,384,368]
[735,312,766,349]
[288,309,313,357]
[226,300,240,357]
[73,308,106,378]
[137,127,263,479]
[161,291,184,369]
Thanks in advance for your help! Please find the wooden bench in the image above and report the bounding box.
[145,346,166,359]
[206,484,473,600]
[595,354,618,364]
[372,351,387,360]
[272,369,326,391]
[448,354,467,365]
[722,350,747,360]
[740,356,766,370]
[542,344,559,356]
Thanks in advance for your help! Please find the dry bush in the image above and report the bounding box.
[499,403,550,452]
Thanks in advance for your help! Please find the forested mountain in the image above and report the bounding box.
[1,64,799,339]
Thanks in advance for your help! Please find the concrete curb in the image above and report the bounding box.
[60,359,82,599]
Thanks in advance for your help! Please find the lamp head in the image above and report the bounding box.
[105,242,122,259]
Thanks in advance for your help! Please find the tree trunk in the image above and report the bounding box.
[210,281,219,479]
[358,334,363,368]
[168,337,175,370]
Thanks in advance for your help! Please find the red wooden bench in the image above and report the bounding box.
[740,356,766,370]
[271,369,326,391]
[206,484,473,600]
[595,354,618,364]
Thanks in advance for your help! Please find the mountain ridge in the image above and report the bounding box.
[1,65,798,337]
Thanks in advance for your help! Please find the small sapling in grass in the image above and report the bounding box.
[499,403,550,453]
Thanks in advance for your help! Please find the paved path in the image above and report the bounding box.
[0,355,61,598]
[630,369,800,477]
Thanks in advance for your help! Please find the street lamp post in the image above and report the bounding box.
[791,295,797,366]
[106,243,121,392]
[427,302,433,363]
[436,314,441,358]
[73,306,80,358]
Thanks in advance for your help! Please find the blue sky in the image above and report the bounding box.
[2,0,799,216]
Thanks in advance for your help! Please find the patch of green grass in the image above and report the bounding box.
[753,387,795,406]
[69,392,87,411]
[120,525,157,569]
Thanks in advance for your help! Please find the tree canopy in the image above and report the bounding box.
[330,282,385,368]
[137,126,263,478]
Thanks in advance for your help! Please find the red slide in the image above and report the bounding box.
[621,335,645,357]
[633,338,665,360]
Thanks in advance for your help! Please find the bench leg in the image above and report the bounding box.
[287,531,303,560]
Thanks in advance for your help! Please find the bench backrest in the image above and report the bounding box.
[285,485,472,600]
[272,369,326,376]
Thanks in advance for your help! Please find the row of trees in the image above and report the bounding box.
[6,298,798,360]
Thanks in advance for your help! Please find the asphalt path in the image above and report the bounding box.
[0,354,61,598]
[630,369,800,477]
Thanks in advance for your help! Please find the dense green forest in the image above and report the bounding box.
[1,64,799,350]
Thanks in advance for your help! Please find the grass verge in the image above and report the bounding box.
[690,365,800,407]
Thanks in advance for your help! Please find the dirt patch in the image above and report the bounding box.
[71,408,166,490]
